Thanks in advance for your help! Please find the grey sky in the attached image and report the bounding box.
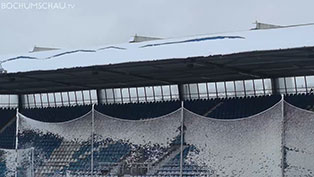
[1,0,314,55]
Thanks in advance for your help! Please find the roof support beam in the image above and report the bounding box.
[14,74,92,91]
[94,67,174,85]
[0,83,20,93]
[195,59,268,79]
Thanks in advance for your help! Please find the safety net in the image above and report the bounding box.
[13,97,314,176]
[93,108,183,176]
[284,102,314,176]
[17,111,93,176]
[184,101,284,177]
[0,148,34,177]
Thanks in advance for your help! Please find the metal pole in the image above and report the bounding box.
[281,94,285,177]
[31,147,34,177]
[180,101,184,177]
[15,108,19,177]
[91,104,95,177]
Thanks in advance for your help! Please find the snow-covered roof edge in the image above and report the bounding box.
[1,24,314,73]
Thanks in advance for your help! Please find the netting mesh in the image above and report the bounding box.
[0,148,33,177]
[17,111,93,176]
[184,101,284,177]
[93,109,182,176]
[13,98,314,176]
[284,102,314,176]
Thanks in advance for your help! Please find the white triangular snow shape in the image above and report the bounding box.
[2,25,314,73]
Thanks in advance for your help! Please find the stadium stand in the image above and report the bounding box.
[0,108,16,149]
[0,151,5,177]
[0,95,281,148]
[0,95,284,176]
[0,123,16,149]
[0,93,312,176]
[95,101,181,120]
[285,93,314,111]
[184,95,281,119]
[20,105,91,122]
[0,108,16,129]
[155,146,209,176]
[1,24,314,176]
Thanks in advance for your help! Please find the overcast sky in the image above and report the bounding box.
[1,0,314,55]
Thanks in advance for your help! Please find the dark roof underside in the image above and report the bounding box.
[1,46,314,94]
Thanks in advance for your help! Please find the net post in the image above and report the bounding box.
[31,147,34,177]
[281,94,285,177]
[180,101,184,177]
[91,104,95,177]
[15,108,19,177]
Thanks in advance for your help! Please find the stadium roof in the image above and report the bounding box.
[1,24,314,94]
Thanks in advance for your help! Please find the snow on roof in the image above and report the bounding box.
[1,24,314,73]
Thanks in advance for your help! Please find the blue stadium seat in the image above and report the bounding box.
[95,101,181,120]
[20,105,91,122]
[0,108,16,129]
[0,108,16,149]
[185,95,281,119]
[285,93,314,110]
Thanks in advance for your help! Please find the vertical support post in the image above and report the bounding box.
[18,94,23,110]
[180,101,184,177]
[214,82,218,98]
[178,84,185,101]
[281,94,285,177]
[15,108,19,177]
[31,147,34,177]
[271,78,279,95]
[91,104,95,177]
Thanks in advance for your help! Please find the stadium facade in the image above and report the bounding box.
[1,24,314,176]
